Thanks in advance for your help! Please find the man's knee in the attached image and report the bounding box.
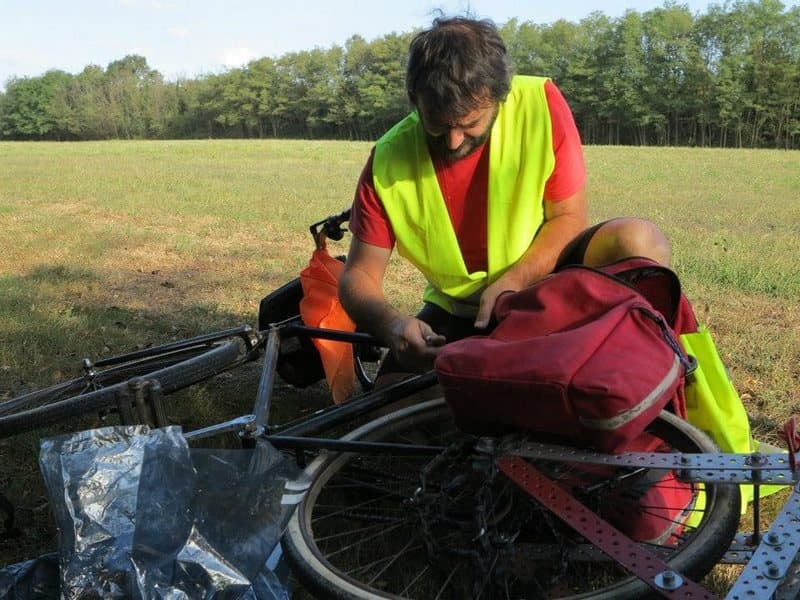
[583,218,671,266]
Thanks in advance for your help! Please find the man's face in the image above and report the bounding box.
[417,100,498,161]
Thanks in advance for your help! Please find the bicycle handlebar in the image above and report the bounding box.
[310,208,351,249]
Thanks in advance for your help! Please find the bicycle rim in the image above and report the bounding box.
[283,399,740,599]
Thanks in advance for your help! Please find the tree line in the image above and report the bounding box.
[1,0,798,148]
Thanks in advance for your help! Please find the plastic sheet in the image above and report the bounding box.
[1,425,299,599]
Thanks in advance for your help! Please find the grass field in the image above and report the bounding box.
[1,140,799,585]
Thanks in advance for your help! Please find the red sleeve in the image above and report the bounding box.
[543,80,586,201]
[348,148,395,248]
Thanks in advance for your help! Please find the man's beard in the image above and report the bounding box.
[426,109,497,161]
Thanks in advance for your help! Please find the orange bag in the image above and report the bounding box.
[299,245,357,404]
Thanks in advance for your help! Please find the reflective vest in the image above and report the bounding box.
[373,75,555,316]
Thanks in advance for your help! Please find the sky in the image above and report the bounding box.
[1,0,796,91]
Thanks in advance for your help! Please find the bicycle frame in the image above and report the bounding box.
[183,321,441,454]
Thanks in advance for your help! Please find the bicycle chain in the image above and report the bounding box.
[414,438,619,597]
[413,439,541,597]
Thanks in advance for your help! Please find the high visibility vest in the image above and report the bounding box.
[373,75,555,316]
[680,327,782,515]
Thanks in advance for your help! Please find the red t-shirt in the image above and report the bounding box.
[350,80,586,273]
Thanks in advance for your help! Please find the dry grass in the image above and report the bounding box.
[0,140,798,594]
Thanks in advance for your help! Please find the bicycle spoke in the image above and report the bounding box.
[312,517,408,544]
[333,469,419,496]
[401,563,433,597]
[431,562,461,600]
[366,535,417,586]
[324,520,413,562]
[311,491,404,523]
[286,402,739,599]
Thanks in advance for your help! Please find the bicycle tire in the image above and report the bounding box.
[0,337,249,439]
[1,344,229,417]
[283,399,740,599]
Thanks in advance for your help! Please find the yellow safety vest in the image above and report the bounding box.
[373,75,555,316]
[680,327,782,514]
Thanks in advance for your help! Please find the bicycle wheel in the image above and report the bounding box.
[0,337,250,438]
[283,399,740,599]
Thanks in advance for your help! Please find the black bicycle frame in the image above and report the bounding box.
[183,321,444,457]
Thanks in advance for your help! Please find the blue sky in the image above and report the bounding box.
[1,0,796,90]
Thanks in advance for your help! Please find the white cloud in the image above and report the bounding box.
[221,47,256,68]
[167,26,190,39]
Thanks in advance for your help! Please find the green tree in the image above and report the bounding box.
[640,4,698,145]
[340,33,410,140]
[70,64,117,139]
[247,57,280,137]
[103,55,166,138]
[0,70,73,139]
[1,2,797,147]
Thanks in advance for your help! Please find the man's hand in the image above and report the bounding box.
[474,275,523,329]
[387,316,447,371]
[474,189,589,329]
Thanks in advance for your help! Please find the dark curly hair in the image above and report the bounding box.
[406,16,511,122]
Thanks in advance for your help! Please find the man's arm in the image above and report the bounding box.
[473,187,588,328]
[339,237,446,370]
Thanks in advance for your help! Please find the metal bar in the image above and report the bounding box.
[116,390,135,425]
[93,324,257,368]
[183,415,256,442]
[726,483,800,600]
[720,532,757,564]
[276,371,438,437]
[253,327,281,432]
[502,439,797,484]
[280,323,376,346]
[146,380,167,428]
[497,455,720,600]
[264,435,443,455]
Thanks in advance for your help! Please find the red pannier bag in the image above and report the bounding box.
[563,431,696,543]
[434,260,695,453]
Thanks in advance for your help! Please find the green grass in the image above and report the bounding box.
[0,140,798,583]
[584,146,800,297]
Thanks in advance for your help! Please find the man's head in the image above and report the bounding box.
[406,16,510,160]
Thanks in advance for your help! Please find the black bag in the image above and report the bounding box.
[258,277,325,388]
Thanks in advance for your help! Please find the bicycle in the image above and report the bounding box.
[1,210,799,599]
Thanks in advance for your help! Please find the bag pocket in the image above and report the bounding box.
[569,305,683,452]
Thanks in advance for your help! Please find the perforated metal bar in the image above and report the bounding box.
[500,439,797,485]
[497,454,720,600]
[726,484,800,600]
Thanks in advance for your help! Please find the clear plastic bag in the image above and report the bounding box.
[1,425,299,599]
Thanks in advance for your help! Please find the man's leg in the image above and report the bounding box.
[581,217,671,267]
[558,218,671,268]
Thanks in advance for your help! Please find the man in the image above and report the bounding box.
[339,16,671,375]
